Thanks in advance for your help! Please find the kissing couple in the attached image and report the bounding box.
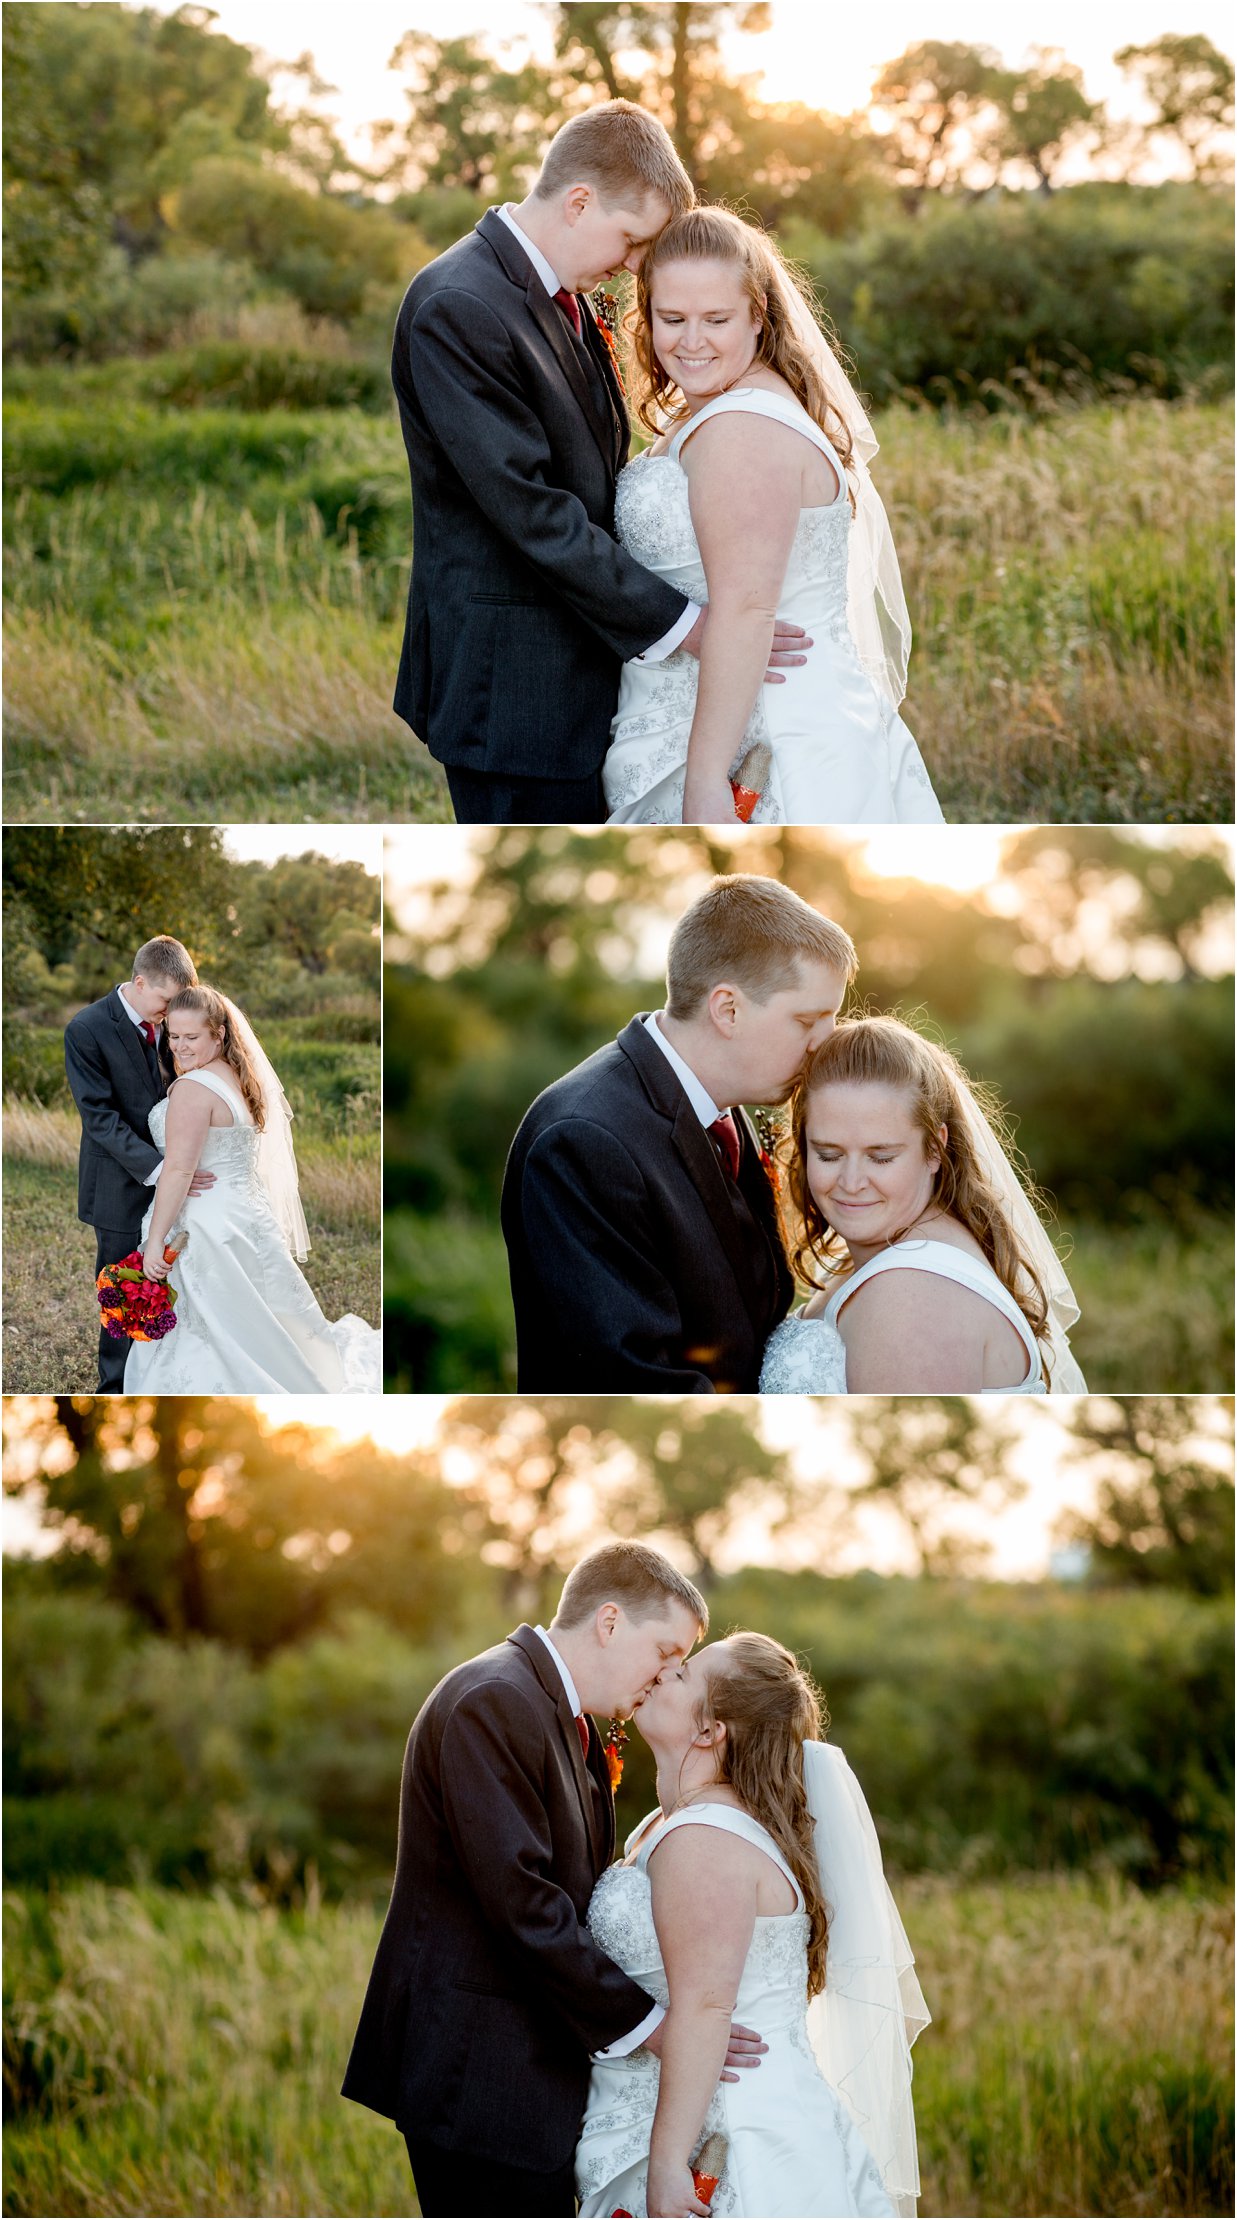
[343,1541,929,2218]
[392,100,943,828]
[502,876,1086,1394]
[63,935,379,1394]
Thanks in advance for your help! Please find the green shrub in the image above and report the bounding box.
[0,1023,66,1105]
[807,184,1234,403]
[141,344,391,414]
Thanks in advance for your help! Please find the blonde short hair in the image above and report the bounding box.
[556,1542,707,1634]
[666,876,857,1021]
[534,100,694,220]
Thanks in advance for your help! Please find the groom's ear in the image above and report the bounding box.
[705,982,739,1035]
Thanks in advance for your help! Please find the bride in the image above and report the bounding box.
[604,207,943,827]
[761,1016,1086,1394]
[124,985,380,1394]
[576,1632,928,2218]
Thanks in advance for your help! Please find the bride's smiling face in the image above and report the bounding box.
[167,1011,225,1071]
[805,1079,945,1252]
[649,258,762,398]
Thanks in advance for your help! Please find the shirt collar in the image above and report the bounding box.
[534,1624,583,1717]
[498,202,566,299]
[642,1011,721,1128]
[116,983,159,1034]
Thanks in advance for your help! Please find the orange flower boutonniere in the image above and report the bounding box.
[603,1716,628,1791]
[590,288,626,396]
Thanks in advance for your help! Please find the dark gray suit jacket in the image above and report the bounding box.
[341,1626,653,2171]
[501,1017,795,1392]
[64,992,173,1231]
[391,208,688,779]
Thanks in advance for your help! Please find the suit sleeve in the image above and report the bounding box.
[513,1117,715,1392]
[438,1684,655,2052]
[65,1022,161,1185]
[407,286,688,659]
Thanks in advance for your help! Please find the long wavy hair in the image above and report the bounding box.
[166,986,266,1130]
[631,204,855,502]
[786,1015,1052,1366]
[692,1632,831,2000]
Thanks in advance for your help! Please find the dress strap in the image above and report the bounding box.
[667,388,845,498]
[173,1066,249,1124]
[823,1239,1041,1383]
[639,1803,805,1909]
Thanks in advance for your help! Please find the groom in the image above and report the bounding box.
[64,935,212,1392]
[342,1542,761,2217]
[502,875,857,1392]
[391,100,809,825]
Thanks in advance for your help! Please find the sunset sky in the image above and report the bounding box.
[9,1392,1224,1580]
[143,0,1234,180]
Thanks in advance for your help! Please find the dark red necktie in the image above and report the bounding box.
[553,285,583,338]
[140,1021,157,1046]
[710,1112,741,1179]
[576,1713,590,1760]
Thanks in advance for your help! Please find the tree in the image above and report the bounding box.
[843,1399,1024,1574]
[993,51,1101,193]
[870,42,1011,205]
[1115,34,1235,181]
[4,1397,477,1650]
[999,828,1234,981]
[375,33,569,199]
[1060,1396,1234,1594]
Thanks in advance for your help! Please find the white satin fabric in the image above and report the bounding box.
[123,1067,379,1395]
[760,1238,1048,1396]
[577,1801,902,2219]
[603,390,943,826]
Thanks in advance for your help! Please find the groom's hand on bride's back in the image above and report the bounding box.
[681,609,811,684]
[642,2016,767,2080]
[187,1171,216,1195]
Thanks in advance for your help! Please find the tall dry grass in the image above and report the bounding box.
[2,1878,1230,2218]
[3,393,1230,823]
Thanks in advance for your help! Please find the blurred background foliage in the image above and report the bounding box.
[383,824,1235,1393]
[3,1389,1232,2219]
[3,1391,1232,1897]
[2,4,1232,820]
[1,828,381,1391]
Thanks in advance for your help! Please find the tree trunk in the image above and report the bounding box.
[672,3,695,178]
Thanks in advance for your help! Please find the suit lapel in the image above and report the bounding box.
[579,295,629,471]
[108,993,158,1095]
[475,210,618,477]
[619,1017,785,1308]
[508,1625,607,1871]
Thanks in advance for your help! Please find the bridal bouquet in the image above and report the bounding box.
[96,1248,181,1341]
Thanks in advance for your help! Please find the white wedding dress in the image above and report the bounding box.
[760,1238,1047,1395]
[123,1067,380,1395]
[577,1804,896,2219]
[604,390,944,825]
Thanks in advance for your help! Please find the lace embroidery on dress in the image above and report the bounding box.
[759,1314,848,1394]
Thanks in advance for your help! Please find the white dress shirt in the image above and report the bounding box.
[533,1625,665,2058]
[642,1011,722,1127]
[497,205,698,664]
[116,984,163,1183]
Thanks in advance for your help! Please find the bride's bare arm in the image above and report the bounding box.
[142,1085,214,1276]
[679,415,806,824]
[839,1273,993,1391]
[645,1826,761,2218]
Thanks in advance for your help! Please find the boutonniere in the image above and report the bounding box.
[603,1716,628,1791]
[752,1107,786,1196]
[589,288,626,396]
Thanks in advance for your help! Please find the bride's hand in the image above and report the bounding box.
[646,2160,710,2218]
[141,1242,170,1282]
[681,774,737,826]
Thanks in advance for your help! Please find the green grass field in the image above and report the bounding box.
[3,383,1230,823]
[2,1111,380,1395]
[2,1878,1230,2217]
